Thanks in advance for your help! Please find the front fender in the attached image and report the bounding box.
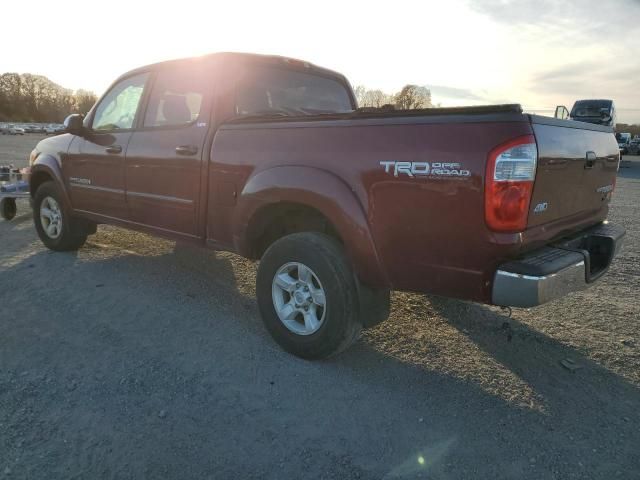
[234,166,389,287]
[30,155,71,208]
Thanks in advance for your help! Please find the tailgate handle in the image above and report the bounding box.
[585,151,596,169]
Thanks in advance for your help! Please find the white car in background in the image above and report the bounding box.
[2,125,25,135]
[45,124,65,135]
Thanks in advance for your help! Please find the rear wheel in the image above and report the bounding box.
[256,232,362,359]
[33,181,88,251]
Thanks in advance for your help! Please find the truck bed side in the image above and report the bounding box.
[207,111,619,303]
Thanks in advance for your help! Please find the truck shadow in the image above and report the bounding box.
[1,227,638,478]
[0,204,32,231]
[351,290,640,416]
[425,296,639,413]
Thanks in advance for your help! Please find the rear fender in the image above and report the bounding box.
[235,166,389,287]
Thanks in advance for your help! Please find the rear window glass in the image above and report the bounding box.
[235,67,353,116]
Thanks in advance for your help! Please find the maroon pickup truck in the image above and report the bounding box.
[28,52,625,359]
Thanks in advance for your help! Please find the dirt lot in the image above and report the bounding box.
[1,134,639,479]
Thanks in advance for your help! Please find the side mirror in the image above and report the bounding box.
[554,105,569,120]
[64,114,84,135]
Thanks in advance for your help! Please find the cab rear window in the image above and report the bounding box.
[235,67,353,116]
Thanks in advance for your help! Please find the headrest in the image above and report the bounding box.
[161,95,191,124]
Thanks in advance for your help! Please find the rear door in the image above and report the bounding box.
[65,72,149,219]
[124,63,212,236]
[528,117,619,228]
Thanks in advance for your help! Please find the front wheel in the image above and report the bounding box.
[256,232,362,359]
[33,181,88,251]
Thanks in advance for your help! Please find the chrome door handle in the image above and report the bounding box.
[106,145,122,154]
[585,151,596,169]
[175,145,198,156]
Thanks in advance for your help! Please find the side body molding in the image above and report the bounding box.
[233,166,389,287]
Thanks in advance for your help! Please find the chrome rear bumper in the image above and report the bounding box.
[492,222,625,308]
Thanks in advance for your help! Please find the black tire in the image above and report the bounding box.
[33,181,88,251]
[256,232,362,359]
[0,198,17,221]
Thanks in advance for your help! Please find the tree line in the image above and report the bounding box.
[617,124,640,137]
[0,73,97,123]
[354,84,433,110]
[1,75,429,123]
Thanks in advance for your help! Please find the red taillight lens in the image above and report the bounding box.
[485,135,537,232]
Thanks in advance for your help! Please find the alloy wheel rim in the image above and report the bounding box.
[40,196,62,239]
[272,262,326,335]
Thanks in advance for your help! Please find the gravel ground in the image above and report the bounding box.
[1,134,639,479]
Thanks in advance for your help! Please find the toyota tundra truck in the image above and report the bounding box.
[27,53,625,359]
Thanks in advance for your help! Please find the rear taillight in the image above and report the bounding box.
[485,135,537,232]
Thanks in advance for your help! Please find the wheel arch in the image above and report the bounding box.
[29,156,71,208]
[234,165,389,288]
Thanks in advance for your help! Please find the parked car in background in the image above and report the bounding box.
[568,99,617,127]
[44,124,65,135]
[25,124,45,133]
[628,139,640,155]
[1,125,25,135]
[616,132,632,155]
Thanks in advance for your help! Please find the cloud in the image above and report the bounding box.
[468,0,640,30]
[532,61,640,97]
[466,0,640,121]
[467,0,640,48]
[427,85,487,102]
[528,61,640,122]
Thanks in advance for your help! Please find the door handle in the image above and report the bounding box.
[106,145,122,154]
[585,151,596,169]
[175,145,198,156]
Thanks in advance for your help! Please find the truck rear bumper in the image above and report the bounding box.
[492,221,625,307]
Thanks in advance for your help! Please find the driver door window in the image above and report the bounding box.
[92,73,149,131]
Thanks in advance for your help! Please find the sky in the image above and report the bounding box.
[3,0,640,123]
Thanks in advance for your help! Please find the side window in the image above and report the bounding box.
[143,69,205,128]
[92,73,148,131]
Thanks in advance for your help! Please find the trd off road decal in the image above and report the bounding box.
[379,161,471,178]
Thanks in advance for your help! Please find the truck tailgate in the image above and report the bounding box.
[528,116,619,228]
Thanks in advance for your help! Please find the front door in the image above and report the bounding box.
[65,72,149,220]
[125,65,211,236]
